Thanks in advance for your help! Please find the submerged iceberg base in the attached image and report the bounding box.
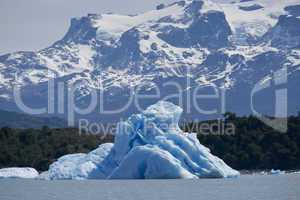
[46,101,240,180]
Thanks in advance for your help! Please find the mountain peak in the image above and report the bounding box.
[61,15,101,44]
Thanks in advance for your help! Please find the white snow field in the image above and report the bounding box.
[0,167,39,179]
[46,101,240,180]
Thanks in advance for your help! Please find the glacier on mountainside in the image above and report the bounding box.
[46,101,240,180]
[0,167,39,179]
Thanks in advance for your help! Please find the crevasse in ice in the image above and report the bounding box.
[46,101,240,180]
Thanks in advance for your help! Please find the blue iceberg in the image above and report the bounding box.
[47,143,113,180]
[47,101,239,180]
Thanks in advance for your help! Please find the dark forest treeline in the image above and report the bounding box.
[1,114,300,171]
[0,127,113,171]
[183,113,300,170]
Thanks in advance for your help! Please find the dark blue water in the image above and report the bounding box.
[0,174,299,200]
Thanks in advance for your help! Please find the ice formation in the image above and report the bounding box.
[47,143,113,180]
[270,169,285,175]
[47,101,240,180]
[0,167,39,179]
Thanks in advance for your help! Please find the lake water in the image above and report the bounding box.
[0,174,299,200]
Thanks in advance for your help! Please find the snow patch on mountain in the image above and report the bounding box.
[287,49,300,67]
[93,3,186,43]
[221,0,300,44]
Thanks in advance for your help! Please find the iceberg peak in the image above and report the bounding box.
[142,101,183,132]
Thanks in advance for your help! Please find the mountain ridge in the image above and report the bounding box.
[0,0,299,123]
[0,109,68,128]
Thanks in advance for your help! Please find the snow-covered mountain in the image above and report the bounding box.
[0,0,299,123]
